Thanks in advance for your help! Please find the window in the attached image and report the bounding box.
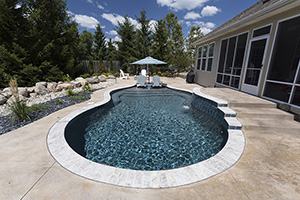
[216,32,248,88]
[253,25,271,37]
[196,43,215,71]
[263,15,300,107]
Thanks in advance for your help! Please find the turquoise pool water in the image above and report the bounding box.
[65,87,228,171]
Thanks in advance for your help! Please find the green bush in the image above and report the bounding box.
[28,104,50,113]
[63,74,72,82]
[68,96,87,101]
[8,95,31,121]
[55,99,63,105]
[66,89,79,96]
[80,73,90,78]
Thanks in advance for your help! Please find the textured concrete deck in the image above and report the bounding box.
[1,77,300,199]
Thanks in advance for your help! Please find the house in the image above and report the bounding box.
[193,0,300,116]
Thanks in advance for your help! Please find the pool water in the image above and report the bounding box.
[78,88,228,171]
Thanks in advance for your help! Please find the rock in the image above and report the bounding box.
[85,78,98,84]
[0,94,7,105]
[77,79,88,87]
[55,83,74,91]
[98,75,107,82]
[18,87,28,97]
[7,94,27,105]
[92,76,100,83]
[47,82,57,92]
[108,75,115,79]
[1,91,12,99]
[75,77,84,81]
[70,81,81,88]
[58,81,64,84]
[36,81,47,87]
[27,86,35,93]
[3,88,11,94]
[30,93,37,98]
[35,83,49,95]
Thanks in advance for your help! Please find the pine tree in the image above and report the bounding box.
[79,30,94,60]
[116,14,137,72]
[135,9,152,59]
[186,26,204,66]
[151,19,168,62]
[93,24,107,60]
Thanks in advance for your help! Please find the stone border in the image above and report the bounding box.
[47,85,245,189]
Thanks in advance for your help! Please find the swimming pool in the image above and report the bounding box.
[47,85,245,188]
[65,88,228,171]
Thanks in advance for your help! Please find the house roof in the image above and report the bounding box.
[193,0,294,45]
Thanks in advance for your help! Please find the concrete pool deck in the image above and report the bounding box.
[1,77,300,199]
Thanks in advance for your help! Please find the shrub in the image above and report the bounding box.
[55,99,63,105]
[68,96,87,101]
[63,74,72,82]
[28,104,50,113]
[80,73,90,78]
[66,89,79,96]
[8,78,31,121]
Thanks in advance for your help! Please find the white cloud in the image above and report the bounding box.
[86,0,93,4]
[201,6,221,17]
[106,30,118,35]
[102,13,139,29]
[73,14,100,29]
[185,21,215,35]
[14,4,21,9]
[102,13,125,26]
[112,36,121,43]
[96,2,104,9]
[184,12,201,20]
[157,0,208,11]
[149,20,158,32]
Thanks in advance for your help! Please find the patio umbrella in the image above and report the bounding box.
[131,57,167,80]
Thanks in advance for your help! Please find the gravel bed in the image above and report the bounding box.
[0,93,91,135]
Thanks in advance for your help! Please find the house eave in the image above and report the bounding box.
[192,0,298,46]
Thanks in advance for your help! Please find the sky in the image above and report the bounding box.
[66,0,259,43]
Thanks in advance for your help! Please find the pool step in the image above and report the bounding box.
[237,117,300,134]
[233,107,294,120]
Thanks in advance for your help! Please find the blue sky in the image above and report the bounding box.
[67,0,258,42]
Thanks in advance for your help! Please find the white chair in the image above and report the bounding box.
[141,69,146,76]
[152,75,162,87]
[137,75,147,87]
[120,69,129,80]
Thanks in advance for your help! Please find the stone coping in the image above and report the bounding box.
[47,85,245,189]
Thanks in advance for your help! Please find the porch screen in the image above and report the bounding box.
[216,33,248,88]
[264,15,300,106]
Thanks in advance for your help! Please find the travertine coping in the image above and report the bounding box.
[47,85,245,189]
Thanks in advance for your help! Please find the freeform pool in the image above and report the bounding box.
[65,88,228,171]
[47,85,245,188]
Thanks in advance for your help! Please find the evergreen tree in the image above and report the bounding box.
[79,30,94,60]
[151,19,168,62]
[186,26,204,66]
[93,24,107,60]
[164,13,188,71]
[116,14,137,72]
[106,38,116,61]
[135,9,152,59]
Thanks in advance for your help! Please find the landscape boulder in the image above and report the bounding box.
[47,82,57,92]
[7,94,27,105]
[98,75,107,82]
[108,75,115,79]
[18,87,28,97]
[55,83,74,91]
[92,76,100,83]
[75,77,84,81]
[70,81,81,88]
[27,86,35,93]
[0,94,7,105]
[36,81,47,88]
[1,89,12,99]
[77,79,88,87]
[85,78,98,84]
[35,83,49,95]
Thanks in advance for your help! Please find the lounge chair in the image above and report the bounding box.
[141,69,147,76]
[152,75,162,87]
[120,69,129,80]
[137,75,147,87]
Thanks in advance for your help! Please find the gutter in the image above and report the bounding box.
[192,0,296,46]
